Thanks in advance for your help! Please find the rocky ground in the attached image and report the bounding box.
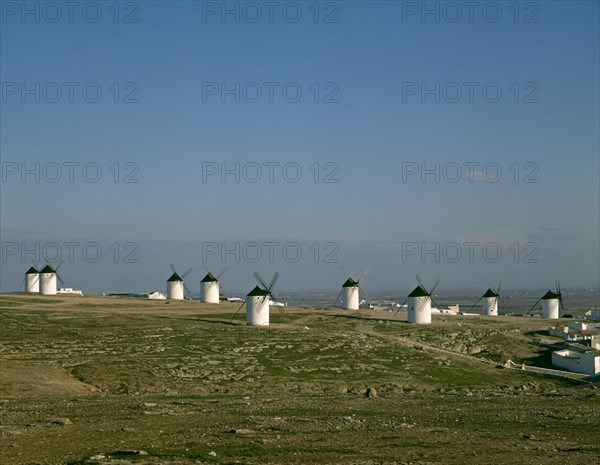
[1,294,598,464]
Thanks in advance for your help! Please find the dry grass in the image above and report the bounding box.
[1,293,599,464]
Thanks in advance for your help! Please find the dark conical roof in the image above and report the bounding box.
[247,285,269,297]
[342,278,358,287]
[167,272,183,282]
[26,266,38,274]
[542,290,560,299]
[483,288,499,298]
[408,285,429,297]
[40,265,55,273]
[201,272,218,283]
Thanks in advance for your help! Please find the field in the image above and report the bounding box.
[1,293,599,465]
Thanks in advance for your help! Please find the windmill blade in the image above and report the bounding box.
[358,285,372,304]
[340,265,351,278]
[467,295,484,313]
[230,300,247,322]
[272,294,287,315]
[357,266,371,283]
[17,277,26,292]
[218,282,228,297]
[392,298,409,318]
[267,272,280,293]
[181,267,193,279]
[525,296,544,316]
[203,265,211,275]
[170,264,177,274]
[555,281,565,312]
[53,259,65,285]
[216,267,228,280]
[257,294,271,312]
[265,272,280,308]
[493,282,505,306]
[205,279,224,299]
[28,260,40,288]
[183,282,191,295]
[558,294,566,312]
[430,278,441,295]
[430,295,440,309]
[416,274,426,292]
[332,287,345,308]
[253,271,269,290]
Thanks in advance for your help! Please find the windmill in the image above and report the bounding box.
[200,266,228,303]
[166,264,192,300]
[468,282,505,316]
[231,271,279,326]
[526,281,564,319]
[18,262,40,293]
[393,275,440,324]
[333,266,370,310]
[39,261,65,295]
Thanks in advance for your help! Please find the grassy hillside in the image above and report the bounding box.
[1,294,598,464]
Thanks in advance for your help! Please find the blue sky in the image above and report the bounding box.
[1,1,599,294]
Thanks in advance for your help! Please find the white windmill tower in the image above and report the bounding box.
[166,264,192,300]
[200,266,228,303]
[231,271,279,327]
[527,281,563,319]
[25,265,40,293]
[394,275,440,324]
[469,283,504,316]
[333,267,370,310]
[39,261,64,295]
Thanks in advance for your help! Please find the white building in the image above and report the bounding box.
[549,323,600,342]
[146,291,166,300]
[39,265,58,295]
[407,285,431,324]
[25,266,39,293]
[246,285,269,326]
[56,288,83,295]
[541,290,560,319]
[481,288,499,316]
[552,346,600,376]
[167,273,184,300]
[200,272,220,303]
[572,310,600,320]
[341,278,359,310]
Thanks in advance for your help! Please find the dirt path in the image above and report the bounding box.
[354,322,593,384]
[355,321,501,366]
